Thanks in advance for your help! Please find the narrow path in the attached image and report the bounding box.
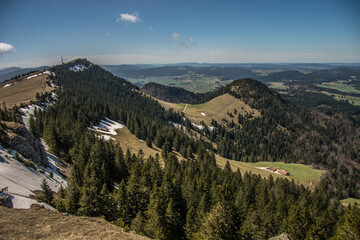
[183,104,188,113]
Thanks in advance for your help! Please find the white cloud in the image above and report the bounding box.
[0,42,14,55]
[116,12,141,23]
[105,31,110,37]
[167,32,197,48]
[149,25,154,32]
[171,32,180,40]
[188,37,197,45]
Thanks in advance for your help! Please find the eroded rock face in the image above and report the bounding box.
[4,122,49,167]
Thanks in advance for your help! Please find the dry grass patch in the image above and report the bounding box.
[0,72,54,108]
[0,205,149,240]
[157,93,260,125]
[112,127,161,158]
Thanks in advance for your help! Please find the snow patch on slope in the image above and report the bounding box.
[26,70,54,80]
[88,118,125,141]
[69,64,88,72]
[3,83,11,88]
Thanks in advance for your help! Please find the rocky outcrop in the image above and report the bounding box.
[3,121,49,166]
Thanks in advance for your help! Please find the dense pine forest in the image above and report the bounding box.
[25,60,360,239]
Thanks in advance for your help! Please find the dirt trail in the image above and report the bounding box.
[183,104,188,113]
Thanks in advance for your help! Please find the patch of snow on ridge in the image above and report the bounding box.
[100,135,116,141]
[192,122,204,130]
[26,70,53,79]
[88,118,125,141]
[3,83,11,88]
[201,112,206,116]
[69,64,88,72]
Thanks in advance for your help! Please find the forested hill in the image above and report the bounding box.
[23,59,360,239]
[142,82,205,103]
[191,78,360,198]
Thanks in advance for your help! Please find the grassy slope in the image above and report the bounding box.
[340,198,360,207]
[157,93,260,125]
[111,127,161,157]
[216,155,325,189]
[0,206,149,240]
[0,72,53,107]
[111,127,184,161]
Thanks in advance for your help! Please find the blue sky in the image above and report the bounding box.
[0,0,359,67]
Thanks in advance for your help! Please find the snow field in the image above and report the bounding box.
[88,118,125,141]
[0,145,66,209]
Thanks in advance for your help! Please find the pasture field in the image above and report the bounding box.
[320,91,360,106]
[316,80,360,94]
[216,155,325,189]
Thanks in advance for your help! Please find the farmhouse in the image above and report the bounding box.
[266,166,277,172]
[278,169,289,176]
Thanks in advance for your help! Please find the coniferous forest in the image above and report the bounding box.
[26,60,360,239]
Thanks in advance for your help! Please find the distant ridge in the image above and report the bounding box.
[0,66,48,83]
[142,82,205,104]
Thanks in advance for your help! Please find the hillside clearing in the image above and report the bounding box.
[112,127,161,157]
[341,198,360,207]
[216,156,325,189]
[157,93,260,125]
[0,71,54,108]
[0,205,149,240]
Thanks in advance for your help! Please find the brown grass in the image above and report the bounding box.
[110,127,184,162]
[111,127,161,158]
[0,205,149,240]
[156,93,260,125]
[0,72,54,108]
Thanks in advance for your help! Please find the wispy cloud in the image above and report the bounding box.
[0,42,14,55]
[188,37,197,46]
[166,32,197,48]
[105,31,110,37]
[171,32,180,40]
[116,12,141,23]
[149,25,154,32]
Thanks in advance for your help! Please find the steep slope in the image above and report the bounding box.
[0,205,149,240]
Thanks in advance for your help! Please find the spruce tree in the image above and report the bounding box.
[40,179,53,205]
